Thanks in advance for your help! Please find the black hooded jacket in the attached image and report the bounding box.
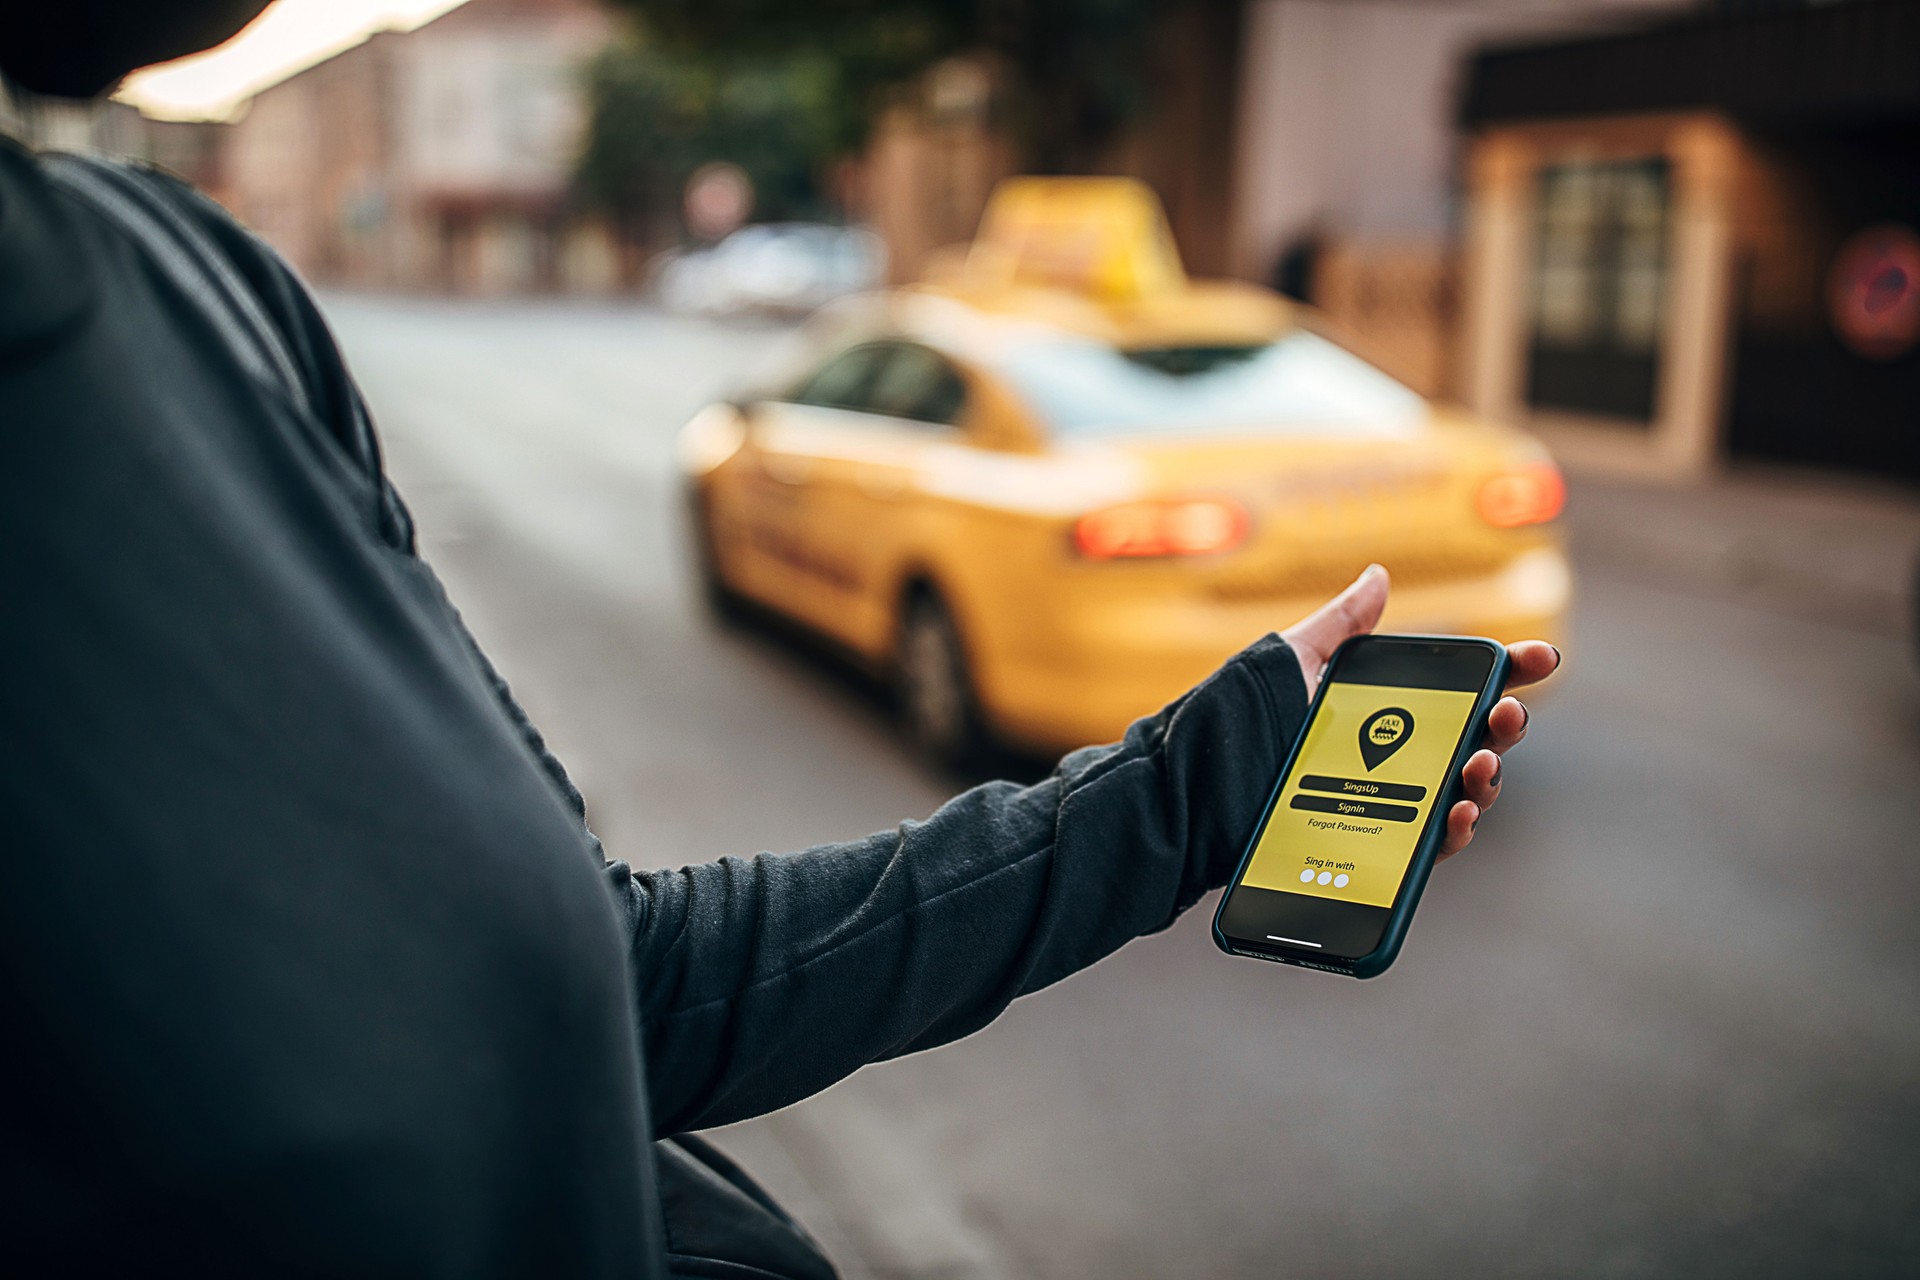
[0,139,1309,1277]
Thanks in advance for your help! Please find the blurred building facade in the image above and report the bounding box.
[1229,0,1677,400]
[1232,0,1919,484]
[222,0,615,294]
[1457,0,1920,484]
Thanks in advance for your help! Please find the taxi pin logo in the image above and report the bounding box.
[1359,708,1414,771]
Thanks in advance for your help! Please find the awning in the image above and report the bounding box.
[1461,0,1920,128]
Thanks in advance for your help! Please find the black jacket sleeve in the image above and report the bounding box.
[609,635,1308,1136]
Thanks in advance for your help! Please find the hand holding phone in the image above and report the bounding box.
[1213,569,1560,977]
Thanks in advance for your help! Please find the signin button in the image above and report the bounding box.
[1289,794,1419,823]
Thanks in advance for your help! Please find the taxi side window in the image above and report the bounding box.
[793,344,888,412]
[864,343,967,427]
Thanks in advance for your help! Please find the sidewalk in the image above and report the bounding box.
[1562,464,1920,639]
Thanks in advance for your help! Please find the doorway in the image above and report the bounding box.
[1525,158,1672,422]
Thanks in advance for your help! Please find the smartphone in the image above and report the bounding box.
[1212,633,1510,979]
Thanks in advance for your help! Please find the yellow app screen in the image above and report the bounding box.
[1238,681,1479,908]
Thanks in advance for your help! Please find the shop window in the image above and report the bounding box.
[1527,158,1671,422]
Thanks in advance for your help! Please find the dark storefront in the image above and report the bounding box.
[1463,0,1920,485]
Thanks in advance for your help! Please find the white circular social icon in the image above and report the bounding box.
[1317,871,1333,885]
[1299,869,1315,883]
[1334,874,1349,888]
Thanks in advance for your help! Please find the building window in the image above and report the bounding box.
[1527,158,1671,422]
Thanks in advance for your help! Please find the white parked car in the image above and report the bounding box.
[651,224,888,317]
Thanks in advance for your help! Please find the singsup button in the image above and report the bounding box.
[1299,774,1427,802]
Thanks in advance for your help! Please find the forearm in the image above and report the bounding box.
[611,633,1308,1135]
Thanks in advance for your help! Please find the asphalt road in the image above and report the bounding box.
[325,294,1920,1280]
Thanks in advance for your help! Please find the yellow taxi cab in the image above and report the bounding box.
[679,177,1570,761]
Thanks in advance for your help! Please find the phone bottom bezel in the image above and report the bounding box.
[1214,883,1391,963]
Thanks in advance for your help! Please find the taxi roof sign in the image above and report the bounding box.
[962,177,1187,301]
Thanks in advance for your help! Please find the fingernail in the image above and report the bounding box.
[1491,758,1503,788]
[1520,703,1530,730]
[1549,644,1563,671]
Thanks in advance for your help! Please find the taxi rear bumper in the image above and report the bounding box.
[973,546,1572,756]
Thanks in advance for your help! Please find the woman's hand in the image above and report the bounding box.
[1281,564,1562,864]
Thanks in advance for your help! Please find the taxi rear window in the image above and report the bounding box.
[994,331,1425,437]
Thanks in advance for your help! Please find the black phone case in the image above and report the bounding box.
[1210,633,1512,979]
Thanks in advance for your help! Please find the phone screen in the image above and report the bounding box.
[1217,638,1497,962]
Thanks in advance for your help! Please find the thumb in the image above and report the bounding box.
[1282,564,1390,685]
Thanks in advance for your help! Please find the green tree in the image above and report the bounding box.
[603,0,1170,172]
[574,33,846,244]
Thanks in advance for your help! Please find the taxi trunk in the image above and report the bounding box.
[1105,430,1546,605]
[975,427,1569,753]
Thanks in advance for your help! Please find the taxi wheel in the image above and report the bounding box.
[686,487,748,624]
[897,592,988,768]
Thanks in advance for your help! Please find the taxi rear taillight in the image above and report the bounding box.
[1476,464,1565,528]
[1074,499,1250,559]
